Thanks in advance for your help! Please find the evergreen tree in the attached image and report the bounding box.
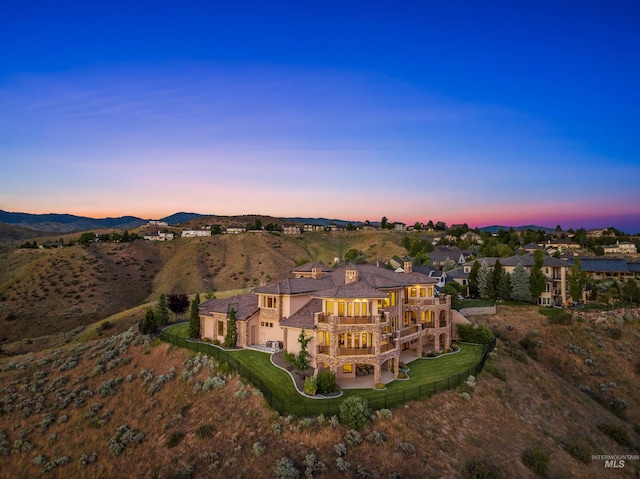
[380,216,388,229]
[139,309,157,334]
[477,261,493,299]
[510,263,532,302]
[468,261,480,297]
[188,294,201,338]
[568,258,588,303]
[530,250,547,301]
[622,278,640,305]
[491,260,504,300]
[223,308,238,347]
[155,294,170,326]
[498,270,511,301]
[295,329,312,371]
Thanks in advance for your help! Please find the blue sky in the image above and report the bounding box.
[1,1,639,232]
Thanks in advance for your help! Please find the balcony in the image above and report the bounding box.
[338,347,373,356]
[404,296,450,307]
[380,342,395,353]
[315,313,383,325]
[317,345,330,355]
[399,325,420,338]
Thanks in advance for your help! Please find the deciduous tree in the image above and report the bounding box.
[530,250,547,301]
[568,258,588,303]
[167,293,190,321]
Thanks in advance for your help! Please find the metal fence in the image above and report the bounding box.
[160,329,496,417]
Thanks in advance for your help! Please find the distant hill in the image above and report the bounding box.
[478,224,556,234]
[0,210,147,233]
[158,212,205,225]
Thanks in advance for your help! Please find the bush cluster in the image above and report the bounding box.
[521,447,550,477]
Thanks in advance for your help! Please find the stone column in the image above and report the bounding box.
[434,333,440,352]
[374,363,381,386]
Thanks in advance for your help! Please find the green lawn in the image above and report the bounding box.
[163,323,486,415]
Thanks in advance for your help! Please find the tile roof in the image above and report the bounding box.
[198,294,259,321]
[279,298,322,329]
[572,258,630,273]
[311,282,390,299]
[291,261,332,273]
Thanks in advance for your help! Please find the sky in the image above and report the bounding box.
[1,1,639,233]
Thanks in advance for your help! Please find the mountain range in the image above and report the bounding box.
[0,209,556,234]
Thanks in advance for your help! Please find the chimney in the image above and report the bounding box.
[404,261,413,274]
[345,269,358,284]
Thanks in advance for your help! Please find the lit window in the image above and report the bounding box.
[343,364,353,373]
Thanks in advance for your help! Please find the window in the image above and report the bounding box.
[326,301,334,315]
[343,364,353,374]
[262,296,277,309]
[347,302,353,317]
[410,288,417,297]
[217,320,224,336]
[390,292,397,306]
[419,288,426,297]
[260,321,264,326]
[338,301,345,316]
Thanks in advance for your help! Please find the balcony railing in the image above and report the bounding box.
[380,342,395,353]
[317,345,330,355]
[338,347,373,356]
[405,296,451,306]
[399,325,420,338]
[315,313,382,325]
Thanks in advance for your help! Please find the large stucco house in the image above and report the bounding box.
[199,262,461,386]
[462,252,571,306]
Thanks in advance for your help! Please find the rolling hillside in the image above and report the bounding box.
[0,304,637,478]
[0,230,405,346]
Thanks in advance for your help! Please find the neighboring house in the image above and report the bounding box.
[446,267,469,294]
[540,238,580,252]
[522,243,544,253]
[602,241,638,255]
[587,228,614,238]
[143,231,174,241]
[573,257,639,281]
[462,253,571,306]
[460,231,482,244]
[283,226,302,235]
[413,265,447,289]
[428,247,467,267]
[181,229,212,238]
[393,222,407,231]
[304,224,325,232]
[148,220,168,227]
[199,261,456,387]
[226,226,246,234]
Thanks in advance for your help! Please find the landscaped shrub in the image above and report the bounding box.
[521,447,550,477]
[317,371,337,394]
[597,423,633,448]
[339,397,371,430]
[304,375,318,395]
[457,323,495,344]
